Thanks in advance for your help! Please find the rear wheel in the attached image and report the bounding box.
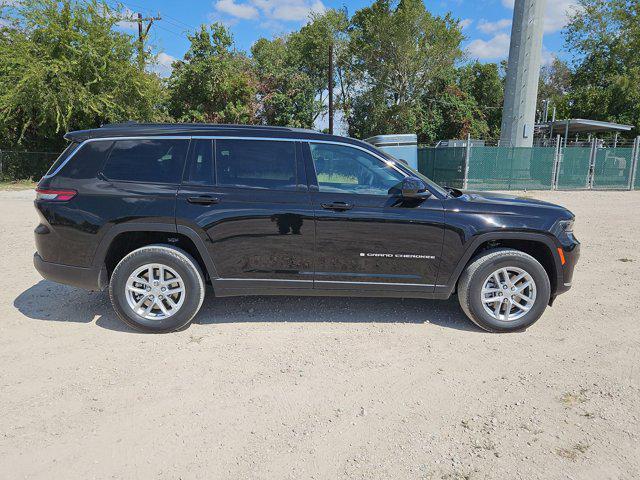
[109,245,205,333]
[458,248,551,332]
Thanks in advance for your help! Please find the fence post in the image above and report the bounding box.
[552,134,562,190]
[587,139,597,189]
[463,133,471,189]
[630,136,640,190]
[0,149,3,179]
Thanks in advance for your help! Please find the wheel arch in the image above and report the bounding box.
[92,223,218,284]
[445,232,562,297]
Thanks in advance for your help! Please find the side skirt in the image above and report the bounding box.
[212,278,451,300]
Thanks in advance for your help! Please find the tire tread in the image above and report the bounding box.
[458,248,550,333]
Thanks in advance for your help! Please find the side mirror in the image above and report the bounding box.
[401,177,431,199]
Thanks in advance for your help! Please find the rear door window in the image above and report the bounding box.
[102,139,189,184]
[183,139,214,185]
[215,139,297,190]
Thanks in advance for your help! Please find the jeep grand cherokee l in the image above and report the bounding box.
[34,123,580,333]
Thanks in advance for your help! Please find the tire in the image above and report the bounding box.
[457,248,551,333]
[109,245,205,333]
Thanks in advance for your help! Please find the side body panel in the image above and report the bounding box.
[434,195,572,297]
[35,138,188,268]
[175,140,315,291]
[301,141,445,292]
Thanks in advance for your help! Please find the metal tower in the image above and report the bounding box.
[499,0,547,147]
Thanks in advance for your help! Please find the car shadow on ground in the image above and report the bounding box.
[14,280,483,333]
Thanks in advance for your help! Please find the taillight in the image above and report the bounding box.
[35,188,77,201]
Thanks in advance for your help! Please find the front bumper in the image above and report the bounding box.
[33,253,106,291]
[554,239,580,296]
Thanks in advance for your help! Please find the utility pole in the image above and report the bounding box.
[499,0,546,147]
[135,12,161,69]
[328,43,334,135]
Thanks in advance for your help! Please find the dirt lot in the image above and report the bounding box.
[1,189,639,480]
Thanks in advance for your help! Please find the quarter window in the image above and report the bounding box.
[44,142,80,177]
[309,143,405,195]
[59,140,114,179]
[102,139,188,184]
[215,139,297,190]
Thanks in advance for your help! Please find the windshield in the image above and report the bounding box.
[374,147,450,198]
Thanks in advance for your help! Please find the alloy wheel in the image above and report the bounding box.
[480,267,537,321]
[125,263,185,320]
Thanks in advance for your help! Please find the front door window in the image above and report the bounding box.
[309,143,405,196]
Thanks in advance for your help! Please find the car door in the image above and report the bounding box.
[176,137,315,291]
[304,141,445,293]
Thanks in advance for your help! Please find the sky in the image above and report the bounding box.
[113,0,581,78]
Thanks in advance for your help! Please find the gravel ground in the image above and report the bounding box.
[1,189,639,480]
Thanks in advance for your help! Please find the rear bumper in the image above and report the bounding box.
[33,253,106,291]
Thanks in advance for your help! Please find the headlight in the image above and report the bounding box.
[559,219,574,233]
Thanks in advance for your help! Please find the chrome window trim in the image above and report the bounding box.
[191,136,408,177]
[42,136,192,179]
[42,142,81,179]
[43,134,406,180]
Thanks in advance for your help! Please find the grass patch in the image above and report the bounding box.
[0,180,36,191]
[560,388,588,407]
[317,173,358,184]
[556,442,590,461]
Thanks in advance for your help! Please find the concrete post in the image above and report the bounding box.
[629,136,640,190]
[499,0,547,148]
[463,133,471,190]
[552,135,562,190]
[587,139,597,189]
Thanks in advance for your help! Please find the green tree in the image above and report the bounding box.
[536,57,572,121]
[251,37,317,128]
[166,24,257,124]
[564,0,640,133]
[424,86,489,143]
[345,0,464,140]
[0,0,165,151]
[288,9,350,127]
[458,61,504,139]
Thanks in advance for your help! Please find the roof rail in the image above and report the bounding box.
[98,121,317,133]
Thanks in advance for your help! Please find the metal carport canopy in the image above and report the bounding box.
[537,119,634,134]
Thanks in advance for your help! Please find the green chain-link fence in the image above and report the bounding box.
[2,143,640,190]
[592,147,634,189]
[555,147,592,189]
[418,147,466,188]
[0,150,59,182]
[418,140,640,191]
[466,147,555,190]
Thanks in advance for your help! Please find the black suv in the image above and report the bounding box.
[34,123,579,333]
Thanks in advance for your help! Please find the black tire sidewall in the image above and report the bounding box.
[467,255,550,332]
[110,247,203,333]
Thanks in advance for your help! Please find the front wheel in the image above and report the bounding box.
[109,245,205,333]
[458,248,551,332]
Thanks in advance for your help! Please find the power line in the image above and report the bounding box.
[118,0,196,31]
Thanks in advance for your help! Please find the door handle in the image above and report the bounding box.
[321,201,353,211]
[187,195,220,205]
